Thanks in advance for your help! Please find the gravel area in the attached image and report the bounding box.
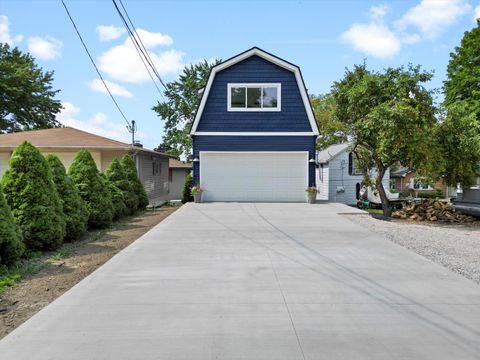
[346,214,480,284]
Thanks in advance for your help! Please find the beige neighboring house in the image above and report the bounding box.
[0,127,174,204]
[168,158,192,200]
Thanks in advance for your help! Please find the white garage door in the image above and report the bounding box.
[200,152,308,202]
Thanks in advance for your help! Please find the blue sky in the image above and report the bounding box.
[1,0,479,149]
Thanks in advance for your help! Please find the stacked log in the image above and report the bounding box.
[392,199,476,223]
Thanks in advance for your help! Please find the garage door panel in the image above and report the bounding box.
[200,152,308,202]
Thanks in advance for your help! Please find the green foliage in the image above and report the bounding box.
[45,155,89,241]
[181,173,194,204]
[152,59,221,159]
[106,159,138,214]
[436,104,480,186]
[102,174,127,220]
[310,94,347,150]
[417,190,443,199]
[440,21,480,187]
[331,63,440,216]
[444,20,480,112]
[2,142,65,250]
[0,184,24,267]
[0,44,62,133]
[68,149,113,229]
[121,154,149,210]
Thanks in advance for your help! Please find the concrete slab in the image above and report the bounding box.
[1,202,479,359]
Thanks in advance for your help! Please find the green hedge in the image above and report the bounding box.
[121,154,149,210]
[45,155,89,241]
[417,190,444,199]
[0,184,24,267]
[102,174,127,220]
[69,149,113,229]
[181,173,194,204]
[106,159,138,214]
[2,142,65,251]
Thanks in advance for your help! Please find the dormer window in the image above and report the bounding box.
[227,83,281,111]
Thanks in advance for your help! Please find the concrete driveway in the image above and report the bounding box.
[1,203,480,359]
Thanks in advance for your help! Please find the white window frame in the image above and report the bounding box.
[227,83,281,112]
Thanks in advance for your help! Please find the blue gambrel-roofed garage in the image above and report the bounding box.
[190,47,319,202]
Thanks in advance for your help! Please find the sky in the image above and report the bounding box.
[1,0,480,150]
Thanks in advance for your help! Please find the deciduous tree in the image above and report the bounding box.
[152,59,221,159]
[0,44,62,133]
[331,63,440,216]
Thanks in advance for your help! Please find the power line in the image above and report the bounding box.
[112,0,167,90]
[118,0,167,89]
[61,0,131,127]
[111,0,164,98]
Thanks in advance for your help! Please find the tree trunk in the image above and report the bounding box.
[375,167,392,217]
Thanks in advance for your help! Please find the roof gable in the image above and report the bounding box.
[190,47,319,135]
[317,143,350,163]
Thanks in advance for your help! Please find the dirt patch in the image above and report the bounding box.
[0,207,177,339]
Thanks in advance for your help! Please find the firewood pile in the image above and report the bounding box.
[392,199,476,223]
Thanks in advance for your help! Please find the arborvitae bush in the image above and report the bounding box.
[102,174,127,220]
[68,149,113,229]
[45,155,89,241]
[181,173,194,204]
[0,184,24,267]
[121,154,149,210]
[106,159,138,214]
[2,142,65,251]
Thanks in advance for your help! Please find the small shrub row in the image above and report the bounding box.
[0,142,148,268]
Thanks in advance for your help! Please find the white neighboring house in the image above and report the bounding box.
[316,143,390,205]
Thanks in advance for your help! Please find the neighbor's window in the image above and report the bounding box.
[411,179,432,190]
[152,159,161,176]
[228,84,280,111]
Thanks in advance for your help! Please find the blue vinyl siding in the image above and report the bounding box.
[193,135,316,185]
[197,55,311,132]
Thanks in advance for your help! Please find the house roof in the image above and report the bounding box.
[317,143,349,164]
[390,167,413,178]
[169,158,192,169]
[190,47,319,136]
[0,127,174,157]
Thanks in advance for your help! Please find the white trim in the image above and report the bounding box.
[227,83,281,112]
[194,132,315,136]
[199,151,310,190]
[190,47,319,135]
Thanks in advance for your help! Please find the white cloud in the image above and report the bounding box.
[125,28,173,48]
[396,0,471,39]
[88,79,133,98]
[57,102,145,144]
[369,4,389,22]
[96,25,126,41]
[342,22,401,58]
[0,15,23,46]
[28,35,63,60]
[474,5,480,21]
[98,28,184,83]
[341,5,400,58]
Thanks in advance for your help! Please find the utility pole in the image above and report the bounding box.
[127,120,137,145]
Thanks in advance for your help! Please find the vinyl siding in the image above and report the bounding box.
[136,153,169,203]
[167,168,189,200]
[316,165,329,200]
[327,151,390,205]
[193,135,316,186]
[197,55,311,132]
